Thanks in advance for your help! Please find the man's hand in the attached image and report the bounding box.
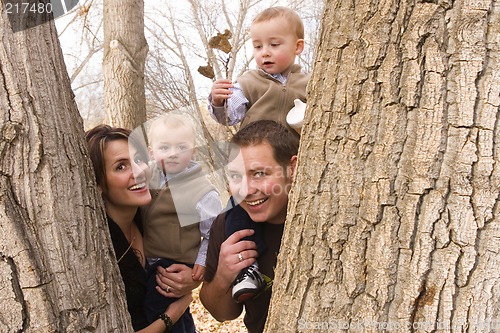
[217,228,258,287]
[199,229,257,322]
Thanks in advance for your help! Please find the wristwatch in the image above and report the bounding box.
[159,313,173,332]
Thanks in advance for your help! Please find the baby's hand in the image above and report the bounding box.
[210,79,233,106]
[191,264,205,281]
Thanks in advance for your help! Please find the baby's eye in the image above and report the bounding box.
[227,173,242,182]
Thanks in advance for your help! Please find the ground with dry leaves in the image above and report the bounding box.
[190,286,247,333]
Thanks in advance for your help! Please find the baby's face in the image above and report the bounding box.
[250,16,303,75]
[150,126,195,174]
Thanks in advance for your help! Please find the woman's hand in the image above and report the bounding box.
[156,264,201,298]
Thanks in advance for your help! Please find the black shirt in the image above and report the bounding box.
[205,212,285,333]
[107,214,149,331]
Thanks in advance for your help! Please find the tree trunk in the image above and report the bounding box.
[0,6,133,333]
[267,0,500,332]
[103,0,148,129]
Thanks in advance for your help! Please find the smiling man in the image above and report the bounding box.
[200,120,299,333]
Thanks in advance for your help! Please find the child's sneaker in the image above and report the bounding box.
[232,263,265,303]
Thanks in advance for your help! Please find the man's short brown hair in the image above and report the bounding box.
[230,120,299,168]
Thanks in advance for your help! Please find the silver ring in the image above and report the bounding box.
[238,253,243,262]
[165,285,171,293]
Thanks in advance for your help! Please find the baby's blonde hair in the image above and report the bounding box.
[148,113,196,146]
[252,6,304,40]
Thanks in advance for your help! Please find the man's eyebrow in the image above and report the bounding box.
[247,165,267,173]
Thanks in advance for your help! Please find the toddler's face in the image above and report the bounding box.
[250,16,304,75]
[149,126,195,174]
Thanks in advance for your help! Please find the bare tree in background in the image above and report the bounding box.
[267,0,500,331]
[58,0,323,129]
[143,0,323,169]
[144,0,323,115]
[103,0,148,129]
[56,0,105,128]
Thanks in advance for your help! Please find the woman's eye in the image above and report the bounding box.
[116,163,126,171]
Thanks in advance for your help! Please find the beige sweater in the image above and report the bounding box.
[142,162,215,264]
[237,64,309,137]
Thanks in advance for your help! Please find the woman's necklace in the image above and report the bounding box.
[117,234,135,264]
[116,223,145,267]
[116,222,136,263]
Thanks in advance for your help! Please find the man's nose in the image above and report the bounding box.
[239,177,257,198]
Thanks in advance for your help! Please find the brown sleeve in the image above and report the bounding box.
[204,213,226,282]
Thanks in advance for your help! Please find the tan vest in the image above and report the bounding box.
[237,64,309,137]
[142,163,215,264]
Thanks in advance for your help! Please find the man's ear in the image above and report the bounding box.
[295,39,304,55]
[288,155,298,179]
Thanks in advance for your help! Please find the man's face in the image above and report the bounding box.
[226,142,296,225]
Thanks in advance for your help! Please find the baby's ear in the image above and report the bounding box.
[295,39,304,55]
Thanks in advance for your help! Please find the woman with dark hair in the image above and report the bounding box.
[85,124,192,332]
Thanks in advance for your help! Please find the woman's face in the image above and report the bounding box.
[100,139,151,211]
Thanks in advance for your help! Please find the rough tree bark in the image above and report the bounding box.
[267,0,500,332]
[103,0,148,129]
[0,4,133,332]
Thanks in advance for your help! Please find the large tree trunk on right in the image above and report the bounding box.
[267,0,500,332]
[103,0,148,129]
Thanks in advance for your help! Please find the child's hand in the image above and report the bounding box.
[192,264,205,281]
[211,79,233,106]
